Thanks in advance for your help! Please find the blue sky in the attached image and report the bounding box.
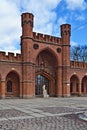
[0,0,87,53]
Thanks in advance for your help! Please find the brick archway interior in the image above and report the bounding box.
[70,75,79,95]
[35,49,57,96]
[82,76,87,95]
[6,71,20,97]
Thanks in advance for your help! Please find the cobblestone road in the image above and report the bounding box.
[0,97,87,130]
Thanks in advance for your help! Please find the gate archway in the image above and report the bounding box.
[35,49,58,97]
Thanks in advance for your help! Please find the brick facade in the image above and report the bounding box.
[0,12,87,98]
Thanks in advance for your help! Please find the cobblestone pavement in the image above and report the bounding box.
[0,97,87,129]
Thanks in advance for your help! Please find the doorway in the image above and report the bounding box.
[35,75,49,96]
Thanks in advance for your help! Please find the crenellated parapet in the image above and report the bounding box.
[0,51,21,62]
[70,61,87,68]
[21,12,33,27]
[61,24,71,37]
[33,32,61,44]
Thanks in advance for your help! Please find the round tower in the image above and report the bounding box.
[61,24,71,44]
[21,12,34,62]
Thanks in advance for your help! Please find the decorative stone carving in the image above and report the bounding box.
[42,85,49,98]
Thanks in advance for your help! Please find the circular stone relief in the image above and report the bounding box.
[33,44,39,49]
[57,48,61,53]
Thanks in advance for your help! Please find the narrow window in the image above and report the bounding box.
[81,83,84,92]
[70,82,72,92]
[76,83,78,92]
[7,80,12,92]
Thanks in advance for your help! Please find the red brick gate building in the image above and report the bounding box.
[0,12,87,98]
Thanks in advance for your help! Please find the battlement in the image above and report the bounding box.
[61,24,71,37]
[33,32,61,44]
[21,12,34,36]
[61,24,71,29]
[21,12,33,20]
[70,61,87,68]
[0,51,21,62]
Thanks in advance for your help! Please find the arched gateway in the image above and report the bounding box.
[35,49,58,97]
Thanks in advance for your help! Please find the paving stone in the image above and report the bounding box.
[0,98,87,129]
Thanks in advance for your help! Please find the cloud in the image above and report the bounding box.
[0,0,86,54]
[57,17,67,25]
[52,16,68,36]
[71,41,79,46]
[22,0,62,34]
[76,15,85,21]
[0,0,62,53]
[77,26,84,30]
[65,0,87,10]
[0,0,21,53]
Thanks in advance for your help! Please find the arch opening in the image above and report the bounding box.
[6,71,20,98]
[35,75,49,96]
[70,75,79,96]
[35,49,58,97]
[81,76,87,96]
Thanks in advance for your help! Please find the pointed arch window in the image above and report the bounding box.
[7,80,12,92]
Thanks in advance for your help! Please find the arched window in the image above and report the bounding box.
[7,80,12,92]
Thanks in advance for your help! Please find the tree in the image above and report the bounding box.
[70,45,80,61]
[80,45,87,62]
[70,45,87,62]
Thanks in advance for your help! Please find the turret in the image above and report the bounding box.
[61,24,71,45]
[60,24,71,66]
[21,12,34,62]
[21,12,34,37]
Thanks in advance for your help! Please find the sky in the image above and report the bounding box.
[0,0,87,54]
